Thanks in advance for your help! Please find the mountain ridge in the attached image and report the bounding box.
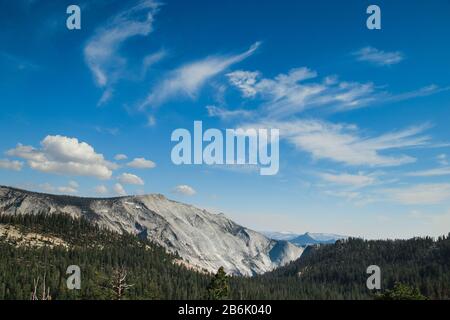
[0,185,303,276]
[262,231,348,246]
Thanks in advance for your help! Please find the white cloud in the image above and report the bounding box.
[146,115,156,127]
[140,42,260,108]
[320,172,376,188]
[437,154,448,166]
[384,84,450,104]
[172,184,196,196]
[127,157,156,169]
[227,67,377,117]
[0,159,23,171]
[57,185,78,194]
[385,184,450,205]
[95,185,109,195]
[353,47,404,66]
[118,173,144,185]
[226,70,260,97]
[68,180,79,188]
[114,154,128,161]
[206,105,252,120]
[250,119,431,167]
[84,0,160,104]
[227,67,447,115]
[324,190,362,201]
[39,181,78,195]
[407,167,450,177]
[142,49,166,77]
[94,126,119,136]
[6,135,116,179]
[113,183,127,196]
[39,183,55,193]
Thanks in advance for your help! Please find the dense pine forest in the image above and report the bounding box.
[0,213,449,300]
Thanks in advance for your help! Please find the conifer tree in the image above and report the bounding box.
[207,267,229,300]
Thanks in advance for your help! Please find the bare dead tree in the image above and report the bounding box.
[111,266,133,300]
[31,274,52,300]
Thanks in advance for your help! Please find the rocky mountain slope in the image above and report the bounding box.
[0,185,303,275]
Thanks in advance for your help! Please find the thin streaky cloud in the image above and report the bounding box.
[407,167,450,177]
[353,46,404,66]
[319,172,376,188]
[244,119,433,167]
[383,183,450,205]
[84,0,161,105]
[140,42,261,108]
[227,67,449,115]
[206,105,253,120]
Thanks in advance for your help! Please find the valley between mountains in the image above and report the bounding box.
[1,185,449,300]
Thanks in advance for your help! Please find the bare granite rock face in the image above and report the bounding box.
[0,185,303,275]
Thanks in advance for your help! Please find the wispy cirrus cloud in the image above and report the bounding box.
[246,119,433,167]
[437,154,448,166]
[140,42,261,108]
[384,183,450,205]
[227,67,449,115]
[353,46,404,66]
[84,0,161,105]
[227,67,377,117]
[206,105,253,120]
[407,167,450,177]
[0,51,39,71]
[319,172,376,188]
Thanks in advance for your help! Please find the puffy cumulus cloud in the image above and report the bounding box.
[127,157,156,169]
[95,185,109,195]
[114,154,128,161]
[6,135,117,180]
[118,173,144,185]
[57,181,79,194]
[113,183,127,196]
[172,185,196,196]
[39,181,79,195]
[0,159,23,171]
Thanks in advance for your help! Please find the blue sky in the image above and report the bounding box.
[1,0,450,239]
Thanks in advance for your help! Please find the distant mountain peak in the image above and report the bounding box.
[262,230,348,247]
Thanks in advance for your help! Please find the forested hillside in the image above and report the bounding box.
[233,235,450,299]
[1,214,449,300]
